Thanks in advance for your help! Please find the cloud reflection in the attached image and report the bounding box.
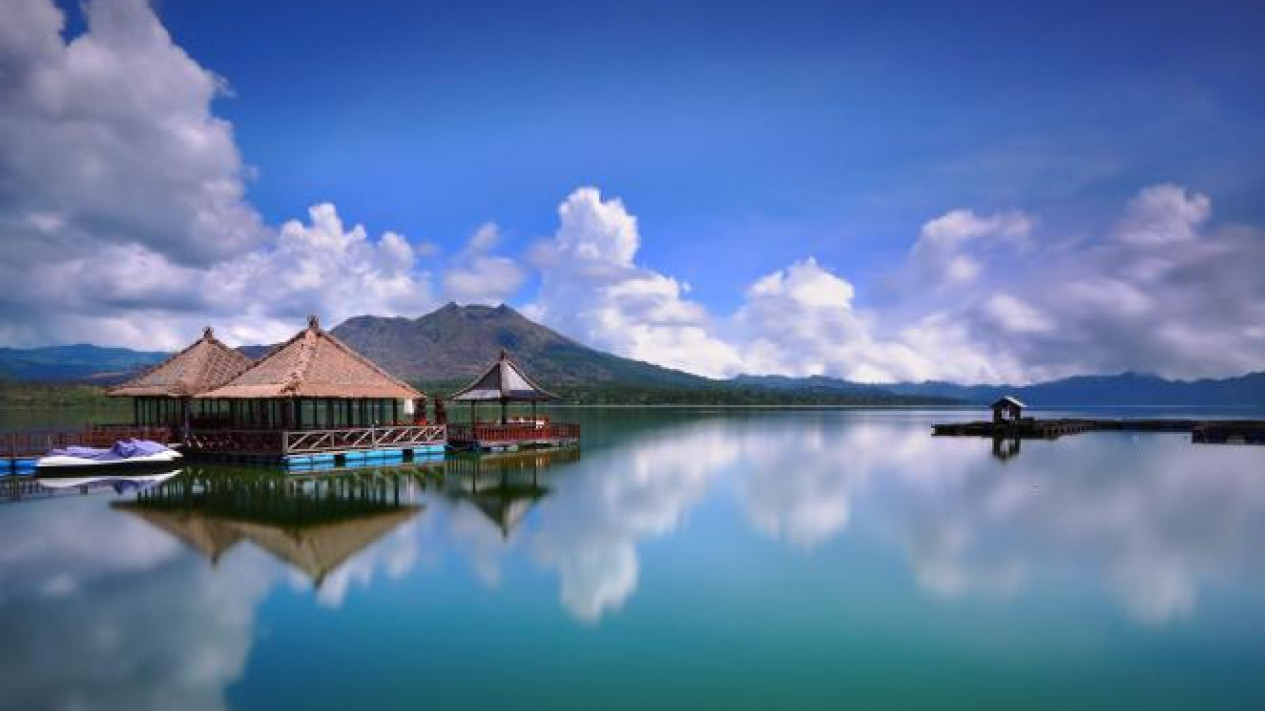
[0,497,277,711]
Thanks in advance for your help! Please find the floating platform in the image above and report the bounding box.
[934,417,1265,444]
[445,422,581,452]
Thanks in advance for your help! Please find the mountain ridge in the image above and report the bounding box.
[2,304,1262,407]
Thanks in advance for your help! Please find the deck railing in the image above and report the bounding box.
[447,422,580,446]
[283,425,447,454]
[2,425,173,458]
[185,424,447,455]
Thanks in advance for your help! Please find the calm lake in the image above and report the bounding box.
[3,408,1265,711]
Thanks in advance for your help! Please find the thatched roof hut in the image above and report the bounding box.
[449,349,558,403]
[108,327,253,398]
[199,316,421,401]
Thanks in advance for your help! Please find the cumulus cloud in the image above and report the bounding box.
[0,0,436,350]
[524,188,743,378]
[518,182,1263,383]
[910,209,1034,288]
[440,223,527,305]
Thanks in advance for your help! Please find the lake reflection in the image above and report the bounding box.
[3,409,1265,710]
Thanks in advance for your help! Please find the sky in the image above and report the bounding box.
[1,0,1263,383]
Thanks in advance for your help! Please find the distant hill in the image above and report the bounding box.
[0,344,167,383]
[738,372,1265,408]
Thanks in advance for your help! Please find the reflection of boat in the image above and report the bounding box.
[36,470,181,494]
[36,439,182,474]
[113,467,422,585]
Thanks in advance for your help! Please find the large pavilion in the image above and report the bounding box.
[196,316,424,431]
[108,326,254,435]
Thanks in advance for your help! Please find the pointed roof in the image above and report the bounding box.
[448,349,558,402]
[991,395,1027,409]
[197,316,422,400]
[108,327,254,398]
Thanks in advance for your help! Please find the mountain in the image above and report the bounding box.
[3,305,1261,407]
[330,303,712,388]
[0,344,167,383]
[739,372,1265,408]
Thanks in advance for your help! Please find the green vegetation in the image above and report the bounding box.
[0,380,116,408]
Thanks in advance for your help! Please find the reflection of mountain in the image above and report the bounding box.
[113,468,423,586]
[444,450,577,539]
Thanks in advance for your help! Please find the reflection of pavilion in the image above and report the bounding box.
[113,468,424,585]
[991,436,1023,461]
[444,449,579,539]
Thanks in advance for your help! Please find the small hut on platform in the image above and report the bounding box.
[991,395,1026,423]
[196,316,423,430]
[445,350,578,451]
[108,327,254,436]
[449,349,558,424]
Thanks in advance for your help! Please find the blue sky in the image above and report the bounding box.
[155,0,1265,305]
[2,0,1264,382]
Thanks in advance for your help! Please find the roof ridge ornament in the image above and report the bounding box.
[308,314,320,330]
[203,326,214,339]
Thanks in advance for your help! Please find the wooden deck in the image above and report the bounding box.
[934,417,1265,443]
[933,418,1096,439]
[446,422,580,451]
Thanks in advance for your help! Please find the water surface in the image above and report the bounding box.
[3,408,1265,710]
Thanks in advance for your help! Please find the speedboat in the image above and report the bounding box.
[36,439,182,474]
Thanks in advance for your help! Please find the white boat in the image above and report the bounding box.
[36,439,183,474]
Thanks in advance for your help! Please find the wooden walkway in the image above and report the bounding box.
[185,424,448,463]
[934,417,1265,443]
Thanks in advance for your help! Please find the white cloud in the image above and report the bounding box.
[525,188,743,378]
[440,223,527,305]
[910,209,1034,288]
[0,0,436,350]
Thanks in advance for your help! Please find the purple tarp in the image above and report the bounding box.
[48,438,170,461]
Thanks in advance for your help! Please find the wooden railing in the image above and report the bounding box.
[283,425,446,454]
[2,425,173,458]
[447,422,580,445]
[185,424,447,455]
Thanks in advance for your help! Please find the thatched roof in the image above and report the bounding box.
[448,349,558,402]
[198,316,422,400]
[108,327,254,398]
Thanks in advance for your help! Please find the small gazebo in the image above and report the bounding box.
[444,350,578,451]
[196,316,424,430]
[108,326,254,436]
[447,349,559,424]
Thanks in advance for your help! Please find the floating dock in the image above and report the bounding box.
[445,422,581,452]
[933,417,1265,443]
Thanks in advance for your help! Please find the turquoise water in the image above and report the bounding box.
[3,408,1265,710]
